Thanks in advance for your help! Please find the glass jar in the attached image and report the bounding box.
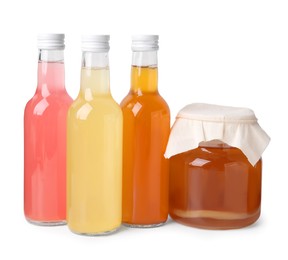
[169,140,262,229]
[165,103,270,229]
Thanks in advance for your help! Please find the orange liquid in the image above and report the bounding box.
[121,66,170,226]
[169,145,262,229]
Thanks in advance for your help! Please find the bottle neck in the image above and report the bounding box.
[80,52,110,99]
[130,51,158,94]
[37,49,65,96]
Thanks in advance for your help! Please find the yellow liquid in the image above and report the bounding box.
[67,68,122,235]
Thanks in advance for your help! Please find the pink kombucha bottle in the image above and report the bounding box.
[24,34,72,225]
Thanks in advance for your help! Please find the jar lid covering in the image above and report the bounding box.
[164,103,270,165]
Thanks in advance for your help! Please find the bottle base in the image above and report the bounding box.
[123,221,166,228]
[69,226,120,236]
[26,217,66,226]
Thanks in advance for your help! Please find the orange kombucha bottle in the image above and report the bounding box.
[121,35,170,227]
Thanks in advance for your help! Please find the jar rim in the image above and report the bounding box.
[199,140,232,148]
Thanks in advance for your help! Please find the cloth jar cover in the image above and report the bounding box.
[164,103,270,166]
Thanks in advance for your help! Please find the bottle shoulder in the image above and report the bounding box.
[68,96,122,120]
[121,92,170,114]
[24,92,72,117]
[70,94,120,109]
[26,90,72,105]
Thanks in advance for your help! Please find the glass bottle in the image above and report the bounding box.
[24,34,73,225]
[121,35,170,227]
[67,35,122,235]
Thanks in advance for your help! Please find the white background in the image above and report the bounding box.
[0,0,287,259]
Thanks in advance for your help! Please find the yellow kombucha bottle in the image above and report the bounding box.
[67,35,122,235]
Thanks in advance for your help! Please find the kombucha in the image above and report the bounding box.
[67,36,122,235]
[24,34,72,225]
[169,143,262,229]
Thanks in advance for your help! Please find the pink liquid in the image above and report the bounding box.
[24,62,72,224]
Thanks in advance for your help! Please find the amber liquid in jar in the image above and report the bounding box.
[169,141,262,229]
